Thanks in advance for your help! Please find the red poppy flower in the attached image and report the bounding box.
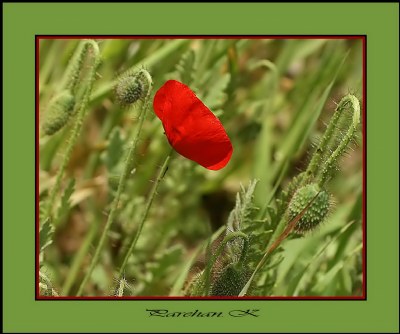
[153,80,233,170]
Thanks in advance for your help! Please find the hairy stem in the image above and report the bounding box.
[318,94,360,185]
[76,89,152,296]
[117,150,173,279]
[45,41,100,220]
[90,39,189,103]
[306,94,360,184]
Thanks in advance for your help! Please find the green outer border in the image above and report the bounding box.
[3,3,398,333]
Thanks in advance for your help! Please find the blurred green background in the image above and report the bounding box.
[39,38,363,297]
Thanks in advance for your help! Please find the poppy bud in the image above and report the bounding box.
[211,264,249,296]
[115,69,152,106]
[41,90,75,136]
[288,183,330,233]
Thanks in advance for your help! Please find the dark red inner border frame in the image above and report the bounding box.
[36,35,367,301]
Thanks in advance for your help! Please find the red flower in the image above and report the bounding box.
[153,80,233,170]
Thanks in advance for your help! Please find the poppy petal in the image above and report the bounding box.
[153,80,233,170]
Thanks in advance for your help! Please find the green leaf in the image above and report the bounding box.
[55,178,75,225]
[105,127,124,171]
[140,245,183,295]
[203,73,231,110]
[176,49,196,85]
[310,242,362,295]
[170,227,225,296]
[39,201,47,222]
[39,218,54,253]
[227,180,258,232]
[148,245,183,279]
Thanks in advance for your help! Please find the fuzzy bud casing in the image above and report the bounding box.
[115,69,152,106]
[41,90,75,136]
[288,183,330,233]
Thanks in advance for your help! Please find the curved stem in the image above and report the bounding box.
[76,90,152,296]
[307,94,360,184]
[318,94,360,185]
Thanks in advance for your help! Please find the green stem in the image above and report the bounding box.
[63,69,153,295]
[305,102,342,179]
[61,213,98,295]
[62,108,123,294]
[45,41,100,220]
[117,150,173,279]
[90,39,189,103]
[60,40,97,94]
[76,91,152,296]
[307,94,360,184]
[318,94,360,185]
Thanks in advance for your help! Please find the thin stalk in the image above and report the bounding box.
[90,39,188,103]
[62,108,123,294]
[45,41,100,220]
[76,90,152,296]
[117,150,173,279]
[306,93,360,185]
[61,214,98,295]
[318,95,360,185]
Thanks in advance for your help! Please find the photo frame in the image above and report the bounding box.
[3,3,399,333]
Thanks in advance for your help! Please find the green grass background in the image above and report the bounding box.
[4,3,399,333]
